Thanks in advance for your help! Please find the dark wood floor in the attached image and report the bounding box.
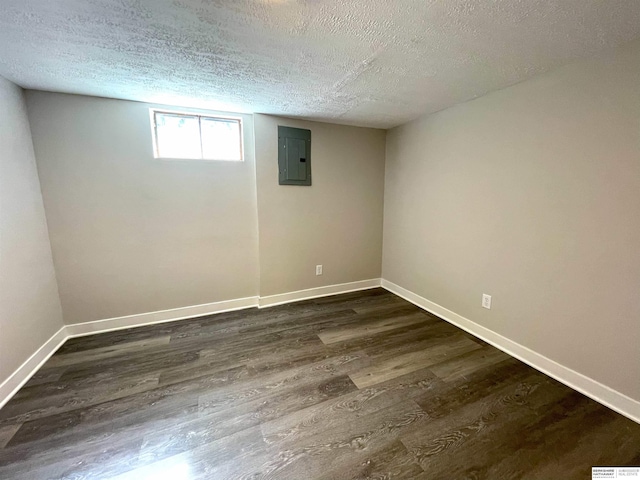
[0,289,638,479]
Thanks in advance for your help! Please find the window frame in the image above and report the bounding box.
[150,108,244,162]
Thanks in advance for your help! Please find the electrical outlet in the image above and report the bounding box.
[482,294,492,309]
[316,265,323,276]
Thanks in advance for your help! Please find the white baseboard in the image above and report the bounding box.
[65,296,260,338]
[4,279,637,423]
[1,280,384,409]
[4,280,638,424]
[381,279,640,424]
[258,278,382,308]
[0,326,67,410]
[0,297,259,409]
[65,278,384,338]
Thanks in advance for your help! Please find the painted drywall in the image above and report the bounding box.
[26,92,259,324]
[255,115,385,297]
[383,39,640,401]
[0,77,64,385]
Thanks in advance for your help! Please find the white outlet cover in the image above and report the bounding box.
[316,265,323,275]
[482,294,492,309]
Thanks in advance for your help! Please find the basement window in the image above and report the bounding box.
[150,109,243,161]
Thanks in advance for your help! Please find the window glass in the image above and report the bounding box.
[155,113,201,159]
[152,110,243,161]
[201,117,242,161]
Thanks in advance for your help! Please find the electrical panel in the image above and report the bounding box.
[278,126,311,186]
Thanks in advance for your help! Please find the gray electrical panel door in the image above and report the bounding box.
[278,126,311,186]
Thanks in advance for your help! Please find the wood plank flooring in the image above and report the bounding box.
[0,288,638,479]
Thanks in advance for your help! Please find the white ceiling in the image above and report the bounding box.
[1,0,640,129]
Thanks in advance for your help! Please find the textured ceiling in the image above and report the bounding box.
[1,1,640,128]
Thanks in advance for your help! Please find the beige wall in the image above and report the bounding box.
[254,115,385,296]
[383,40,640,401]
[27,92,259,324]
[0,78,64,384]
